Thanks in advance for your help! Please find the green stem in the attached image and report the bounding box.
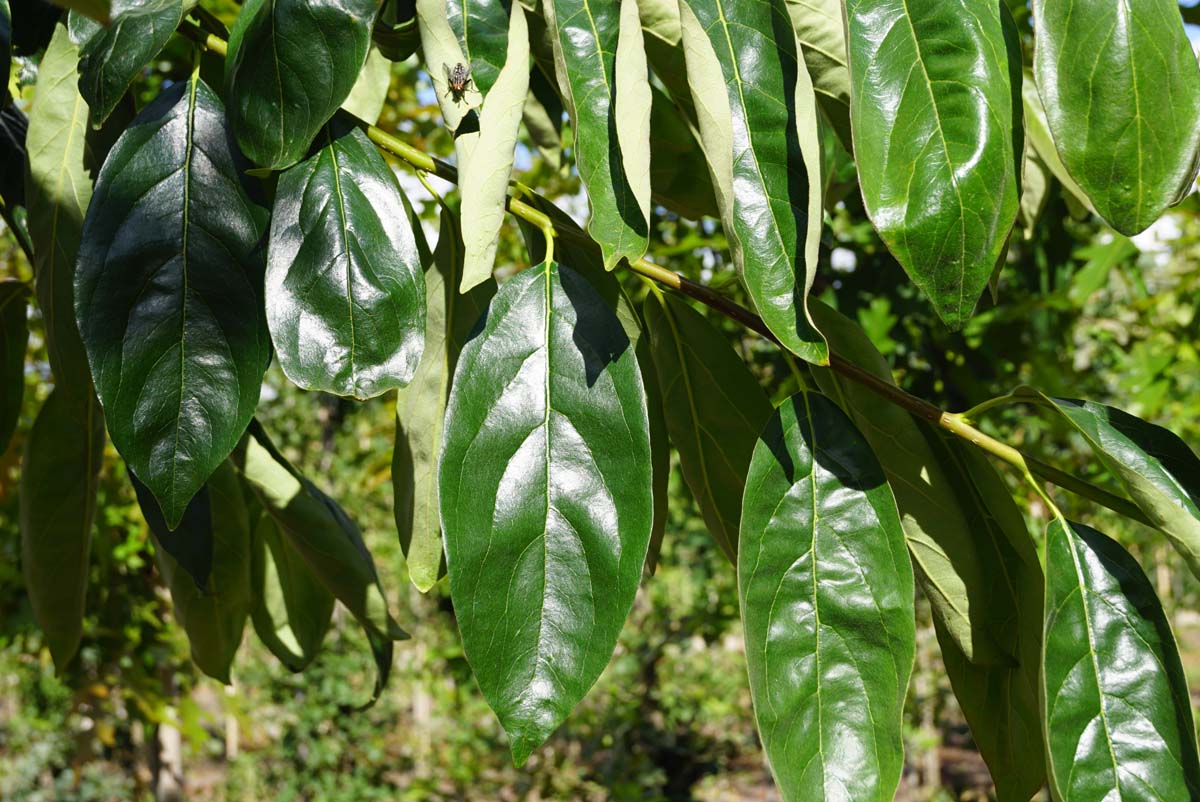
[172,23,1152,529]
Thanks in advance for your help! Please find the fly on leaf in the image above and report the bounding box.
[444,62,473,103]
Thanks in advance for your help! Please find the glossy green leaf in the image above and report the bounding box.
[238,422,405,702]
[394,205,495,592]
[1032,0,1200,235]
[447,0,508,95]
[739,391,915,802]
[544,0,649,269]
[20,388,105,671]
[76,0,181,128]
[250,510,333,672]
[784,0,851,152]
[1019,388,1200,583]
[341,46,391,125]
[514,196,669,580]
[809,301,1018,665]
[678,0,827,363]
[843,0,1022,329]
[74,73,270,530]
[1043,519,1200,801]
[643,291,771,563]
[225,0,378,171]
[25,21,94,390]
[923,432,1046,802]
[143,461,252,683]
[439,261,653,765]
[458,1,528,292]
[416,0,482,131]
[267,122,425,399]
[0,280,27,452]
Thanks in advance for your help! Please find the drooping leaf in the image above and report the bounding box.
[75,0,181,128]
[0,281,28,452]
[458,1,528,292]
[1017,139,1050,240]
[237,422,406,703]
[24,21,94,390]
[143,461,253,684]
[1043,519,1200,801]
[677,0,827,363]
[635,0,694,127]
[809,301,1019,665]
[394,205,495,592]
[643,292,770,563]
[416,0,482,131]
[249,509,334,672]
[0,105,27,211]
[446,0,508,95]
[1032,0,1200,235]
[439,261,653,764]
[132,473,213,589]
[739,391,915,802]
[514,196,669,580]
[783,0,851,152]
[74,73,270,530]
[923,432,1046,802]
[843,0,1023,329]
[544,0,649,269]
[225,0,379,171]
[341,45,392,125]
[267,121,424,399]
[20,388,105,671]
[1018,388,1200,583]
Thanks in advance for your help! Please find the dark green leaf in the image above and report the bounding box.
[843,0,1023,329]
[76,0,181,128]
[238,422,405,703]
[75,73,270,530]
[648,84,717,220]
[372,0,419,62]
[1,0,11,104]
[1043,519,1200,801]
[225,0,378,171]
[923,433,1045,802]
[132,472,213,589]
[439,261,653,764]
[523,67,564,170]
[515,197,669,580]
[1019,389,1200,582]
[1021,70,1094,219]
[394,205,495,592]
[739,391,914,802]
[0,281,28,452]
[1032,0,1200,235]
[677,0,827,363]
[25,21,94,390]
[267,122,425,399]
[544,0,649,269]
[0,105,27,210]
[810,301,1019,665]
[250,509,333,672]
[47,0,109,24]
[20,388,105,671]
[447,0,507,95]
[643,291,771,563]
[146,461,253,684]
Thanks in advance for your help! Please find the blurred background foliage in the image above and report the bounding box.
[1,2,1199,800]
